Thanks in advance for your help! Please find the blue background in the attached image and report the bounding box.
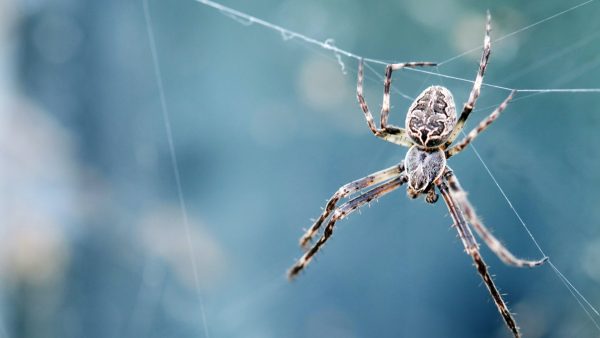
[1,0,600,337]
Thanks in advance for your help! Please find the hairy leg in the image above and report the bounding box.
[299,162,405,248]
[446,91,514,158]
[437,179,520,338]
[445,11,492,146]
[289,175,408,279]
[356,59,435,147]
[444,170,547,267]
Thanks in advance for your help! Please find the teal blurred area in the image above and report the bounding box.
[1,0,600,337]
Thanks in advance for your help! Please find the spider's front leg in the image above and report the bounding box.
[289,175,408,280]
[436,178,521,338]
[299,162,405,248]
[445,11,492,146]
[356,59,436,147]
[446,91,514,158]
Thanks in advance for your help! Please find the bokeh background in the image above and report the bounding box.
[1,0,600,337]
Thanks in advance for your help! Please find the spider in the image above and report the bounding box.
[288,12,548,338]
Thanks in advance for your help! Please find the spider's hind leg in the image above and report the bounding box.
[444,169,547,267]
[437,178,521,338]
[299,162,405,249]
[289,175,408,280]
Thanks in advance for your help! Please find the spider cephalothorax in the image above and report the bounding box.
[289,12,547,338]
[404,146,445,195]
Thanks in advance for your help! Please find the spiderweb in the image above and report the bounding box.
[143,0,600,336]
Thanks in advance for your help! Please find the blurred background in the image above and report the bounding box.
[1,0,600,337]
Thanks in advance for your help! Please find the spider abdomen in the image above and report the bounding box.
[404,146,446,192]
[405,86,456,148]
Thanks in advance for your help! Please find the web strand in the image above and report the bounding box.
[193,0,366,62]
[195,0,600,94]
[437,0,597,66]
[194,0,600,331]
[437,67,599,329]
[466,138,600,330]
[143,1,211,337]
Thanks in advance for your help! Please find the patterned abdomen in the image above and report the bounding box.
[405,86,457,148]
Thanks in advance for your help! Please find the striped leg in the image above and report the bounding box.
[444,170,548,267]
[289,175,408,280]
[299,162,405,249]
[437,179,520,338]
[445,11,492,146]
[381,62,437,128]
[446,91,514,158]
[357,59,436,147]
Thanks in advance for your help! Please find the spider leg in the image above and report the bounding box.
[446,90,514,158]
[444,170,548,267]
[289,175,408,280]
[445,11,492,146]
[299,162,405,249]
[437,178,521,338]
[381,62,437,128]
[357,59,436,147]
